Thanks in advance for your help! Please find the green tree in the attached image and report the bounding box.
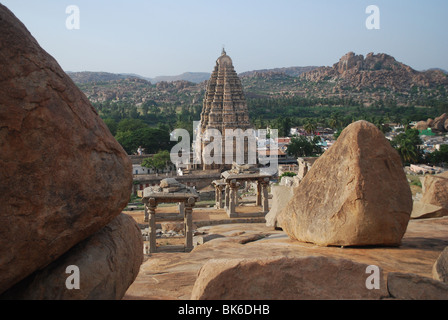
[117,118,147,133]
[141,150,172,172]
[303,120,317,135]
[115,127,173,155]
[428,144,448,165]
[103,118,118,136]
[287,135,322,158]
[391,129,423,165]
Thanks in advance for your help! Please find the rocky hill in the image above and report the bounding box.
[301,52,448,92]
[240,66,319,78]
[69,52,448,108]
[150,72,211,84]
[67,71,136,84]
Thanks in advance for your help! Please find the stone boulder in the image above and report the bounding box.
[433,247,448,283]
[387,272,448,300]
[420,171,448,210]
[277,120,412,247]
[414,121,429,131]
[265,185,295,229]
[0,4,132,294]
[432,113,448,132]
[411,201,448,219]
[0,214,143,300]
[191,256,388,300]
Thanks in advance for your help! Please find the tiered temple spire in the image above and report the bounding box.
[198,50,252,170]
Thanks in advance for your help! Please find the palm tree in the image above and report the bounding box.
[398,138,419,164]
[303,120,317,135]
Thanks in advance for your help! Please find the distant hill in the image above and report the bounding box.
[240,66,319,78]
[68,53,448,108]
[150,72,211,84]
[66,71,133,84]
[424,68,448,75]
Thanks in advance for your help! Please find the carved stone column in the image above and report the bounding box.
[261,178,270,214]
[256,181,262,206]
[147,197,157,253]
[178,202,185,216]
[144,202,149,223]
[214,185,220,209]
[216,185,224,209]
[184,197,195,252]
[227,179,239,218]
[225,184,230,209]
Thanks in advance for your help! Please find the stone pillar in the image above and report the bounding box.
[256,181,262,206]
[225,184,230,209]
[261,178,269,214]
[178,202,185,216]
[184,197,195,252]
[214,185,220,209]
[147,198,157,253]
[216,185,224,209]
[144,202,149,223]
[234,182,239,207]
[227,179,239,218]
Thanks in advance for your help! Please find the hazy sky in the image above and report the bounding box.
[2,0,447,77]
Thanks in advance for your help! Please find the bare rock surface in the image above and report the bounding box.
[420,171,448,209]
[0,214,143,300]
[433,246,448,283]
[411,201,448,219]
[387,272,448,300]
[124,217,448,300]
[191,256,388,300]
[0,4,132,294]
[277,121,412,246]
[265,185,295,229]
[432,113,448,132]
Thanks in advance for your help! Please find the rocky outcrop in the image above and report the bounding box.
[191,256,389,300]
[411,201,448,219]
[433,247,448,283]
[277,121,412,247]
[432,113,448,132]
[420,171,448,210]
[265,185,295,229]
[0,214,143,300]
[0,4,133,294]
[301,52,448,92]
[387,272,448,300]
[413,114,448,133]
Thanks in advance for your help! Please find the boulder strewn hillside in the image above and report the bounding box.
[301,52,448,92]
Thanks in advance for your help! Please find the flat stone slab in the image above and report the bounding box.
[124,217,448,300]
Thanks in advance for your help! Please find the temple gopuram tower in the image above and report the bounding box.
[197,49,253,170]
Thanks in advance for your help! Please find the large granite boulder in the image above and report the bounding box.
[0,4,132,294]
[387,272,448,300]
[0,214,143,300]
[411,201,448,219]
[432,113,448,132]
[191,256,388,300]
[265,185,295,229]
[277,120,412,246]
[420,171,448,209]
[433,247,448,283]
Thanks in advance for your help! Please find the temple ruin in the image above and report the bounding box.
[196,49,253,170]
[142,178,199,253]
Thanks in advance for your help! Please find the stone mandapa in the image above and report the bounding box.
[0,4,133,294]
[277,120,413,247]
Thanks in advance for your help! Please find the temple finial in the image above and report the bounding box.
[221,46,226,56]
